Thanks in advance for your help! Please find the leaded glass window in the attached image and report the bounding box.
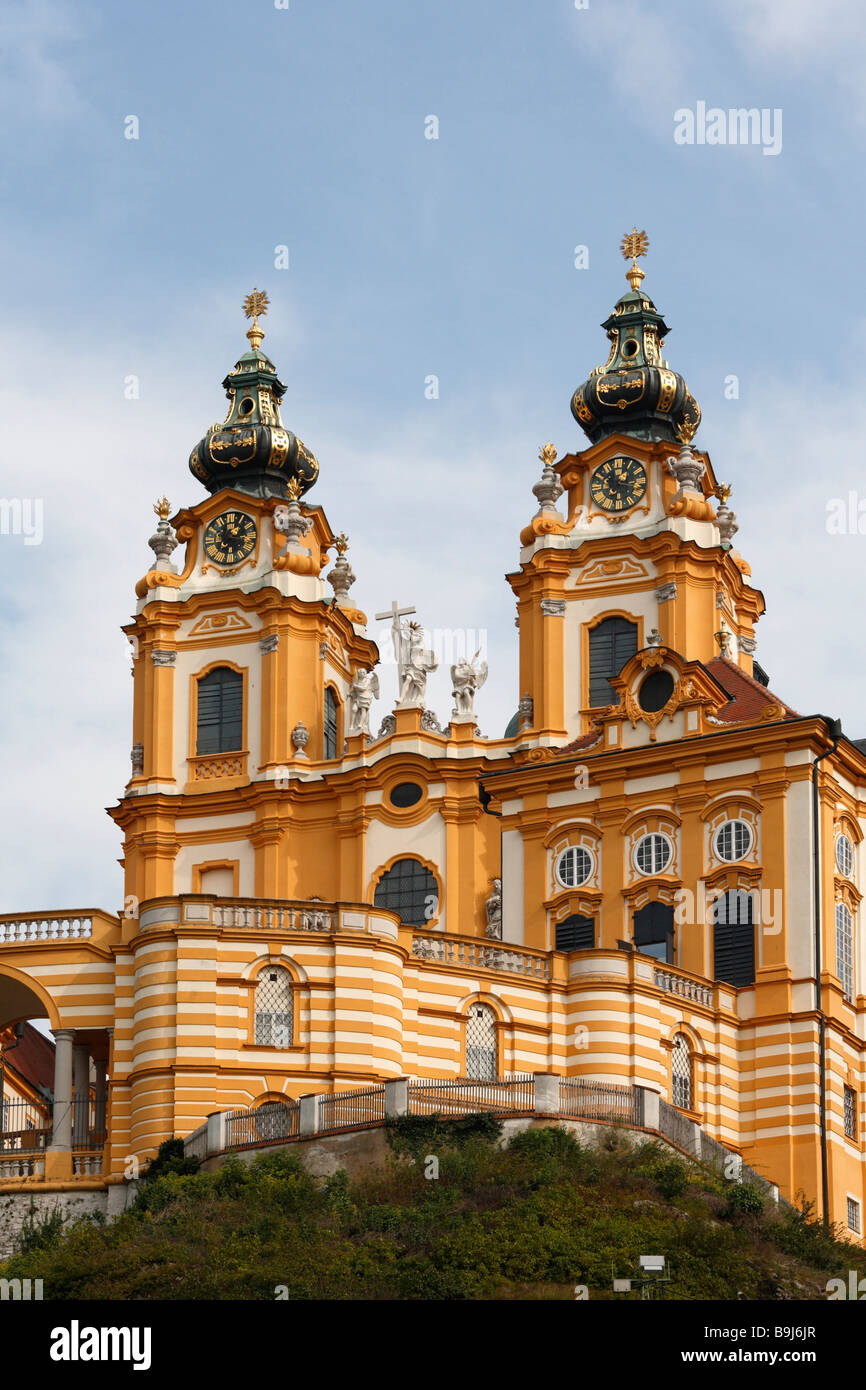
[465,1003,497,1080]
[671,1033,692,1111]
[836,903,854,1003]
[254,966,293,1048]
[373,858,438,927]
[324,687,339,759]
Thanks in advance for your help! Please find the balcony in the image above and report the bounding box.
[0,1098,105,1184]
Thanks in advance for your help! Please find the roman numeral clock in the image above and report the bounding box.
[589,454,648,514]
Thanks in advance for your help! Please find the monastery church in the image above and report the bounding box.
[1,237,865,1238]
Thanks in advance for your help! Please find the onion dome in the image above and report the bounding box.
[189,289,319,500]
[570,230,700,446]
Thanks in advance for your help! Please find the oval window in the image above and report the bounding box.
[389,782,423,808]
[638,670,675,713]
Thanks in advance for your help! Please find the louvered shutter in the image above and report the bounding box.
[196,668,243,754]
[555,914,595,952]
[633,901,674,963]
[588,618,638,706]
[713,891,755,987]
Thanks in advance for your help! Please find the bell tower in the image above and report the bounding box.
[508,231,764,744]
[112,291,379,919]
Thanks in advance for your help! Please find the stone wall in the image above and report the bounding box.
[0,1183,138,1260]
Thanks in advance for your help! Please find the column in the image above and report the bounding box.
[49,1029,75,1151]
[73,1041,90,1146]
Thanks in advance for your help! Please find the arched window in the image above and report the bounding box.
[588,617,638,707]
[196,667,243,754]
[554,913,594,952]
[671,1033,692,1110]
[254,966,293,1048]
[713,890,755,987]
[465,1003,497,1080]
[836,903,854,1003]
[373,858,438,927]
[324,687,339,759]
[633,901,674,963]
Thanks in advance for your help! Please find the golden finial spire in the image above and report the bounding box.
[334,532,349,555]
[620,227,649,292]
[154,497,171,521]
[538,442,557,466]
[714,482,732,504]
[285,476,302,501]
[242,288,270,352]
[676,418,698,446]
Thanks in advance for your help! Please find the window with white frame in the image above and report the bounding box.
[465,1004,497,1080]
[634,833,672,876]
[836,833,854,879]
[714,819,753,863]
[554,845,593,889]
[254,966,293,1048]
[844,1086,857,1141]
[847,1196,861,1234]
[836,903,854,1003]
[671,1033,692,1110]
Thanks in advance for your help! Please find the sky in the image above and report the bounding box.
[1,0,865,913]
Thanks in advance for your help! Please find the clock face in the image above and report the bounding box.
[203,511,258,567]
[590,456,648,513]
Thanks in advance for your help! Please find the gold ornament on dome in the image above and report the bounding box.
[538,442,557,466]
[243,288,270,351]
[286,477,302,501]
[154,497,171,520]
[620,227,649,291]
[676,418,698,445]
[243,289,270,326]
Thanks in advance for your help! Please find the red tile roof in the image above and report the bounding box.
[0,1023,54,1096]
[557,729,604,755]
[703,656,798,724]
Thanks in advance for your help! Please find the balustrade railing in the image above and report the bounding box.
[653,967,714,1008]
[226,1099,300,1147]
[411,934,551,980]
[318,1086,386,1134]
[559,1077,640,1124]
[0,916,93,944]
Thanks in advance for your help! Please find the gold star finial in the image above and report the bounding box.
[335,532,349,555]
[538,442,557,467]
[286,477,302,501]
[154,497,171,521]
[714,482,732,505]
[620,227,649,292]
[242,288,270,351]
[676,418,698,446]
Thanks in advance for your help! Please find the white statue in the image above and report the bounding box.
[395,619,438,708]
[347,667,379,735]
[485,877,503,940]
[451,648,488,719]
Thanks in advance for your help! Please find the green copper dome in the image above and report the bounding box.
[571,263,700,446]
[189,293,318,500]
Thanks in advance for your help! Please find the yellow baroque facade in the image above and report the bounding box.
[1,253,865,1241]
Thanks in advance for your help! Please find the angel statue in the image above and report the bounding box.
[450,648,488,719]
[347,667,379,735]
[484,878,503,940]
[395,620,438,708]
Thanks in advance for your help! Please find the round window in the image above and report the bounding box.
[389,781,423,808]
[634,833,672,876]
[638,670,675,713]
[554,846,593,889]
[714,819,753,863]
[238,397,255,415]
[836,833,854,878]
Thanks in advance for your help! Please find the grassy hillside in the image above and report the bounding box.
[3,1120,863,1300]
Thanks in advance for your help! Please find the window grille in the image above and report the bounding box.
[634,833,672,875]
[373,858,438,927]
[254,966,293,1048]
[588,617,638,707]
[844,1086,857,1141]
[671,1033,692,1110]
[324,687,338,759]
[836,903,854,1003]
[847,1197,861,1234]
[713,890,755,987]
[196,667,243,754]
[836,834,854,878]
[714,819,753,863]
[465,1004,497,1080]
[554,846,592,888]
